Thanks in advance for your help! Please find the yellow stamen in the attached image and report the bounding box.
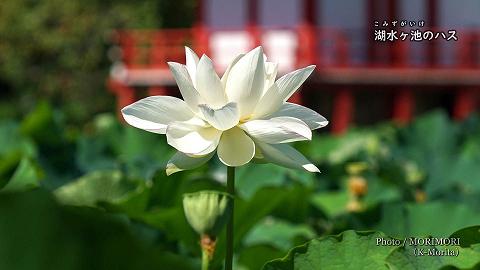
[239,114,253,123]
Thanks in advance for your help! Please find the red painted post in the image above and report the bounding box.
[150,32,166,68]
[366,0,376,65]
[330,31,352,133]
[391,11,414,125]
[121,32,136,68]
[457,32,473,68]
[247,26,261,48]
[393,88,414,124]
[426,0,438,67]
[297,0,317,66]
[193,26,210,56]
[392,34,408,67]
[296,24,316,66]
[118,87,135,109]
[297,0,318,67]
[453,88,476,120]
[196,0,205,26]
[246,0,261,47]
[331,88,354,134]
[387,0,396,64]
[453,31,477,120]
[291,23,309,105]
[148,86,169,97]
[193,0,209,55]
[108,80,136,119]
[291,0,318,105]
[336,33,349,67]
[474,33,480,67]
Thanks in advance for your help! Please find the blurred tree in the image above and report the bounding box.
[159,0,196,28]
[0,0,194,123]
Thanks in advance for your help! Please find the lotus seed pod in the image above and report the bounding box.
[348,176,368,197]
[183,190,232,237]
[415,189,427,203]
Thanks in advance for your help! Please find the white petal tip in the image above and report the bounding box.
[312,120,329,130]
[120,108,129,122]
[168,61,184,66]
[167,62,187,72]
[166,163,181,176]
[247,46,263,56]
[184,47,198,57]
[305,132,312,141]
[303,164,320,173]
[319,120,329,127]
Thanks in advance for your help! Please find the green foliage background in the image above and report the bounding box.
[0,0,194,123]
[1,105,480,269]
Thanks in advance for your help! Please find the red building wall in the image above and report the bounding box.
[108,0,480,134]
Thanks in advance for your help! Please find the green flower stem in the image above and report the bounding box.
[225,166,235,270]
[201,248,210,270]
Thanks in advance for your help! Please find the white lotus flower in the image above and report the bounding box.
[121,46,328,175]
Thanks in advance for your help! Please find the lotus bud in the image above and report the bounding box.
[183,190,232,237]
[347,176,368,213]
